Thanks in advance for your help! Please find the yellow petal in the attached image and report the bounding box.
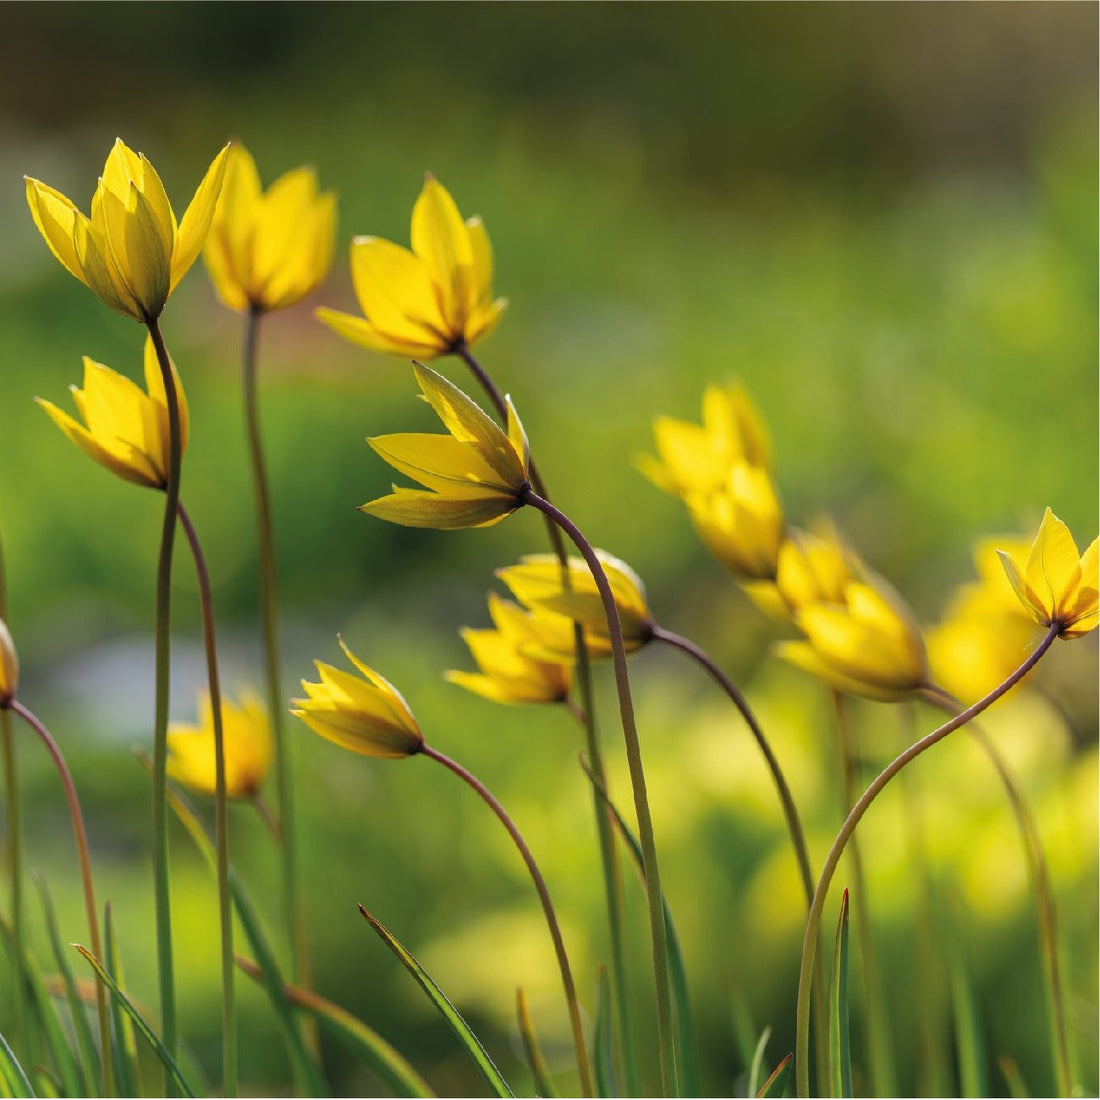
[464,297,508,346]
[25,178,89,285]
[366,433,510,494]
[315,307,444,359]
[360,488,517,529]
[143,334,190,459]
[411,176,473,331]
[172,143,231,292]
[0,618,17,702]
[466,216,494,311]
[1026,509,1082,621]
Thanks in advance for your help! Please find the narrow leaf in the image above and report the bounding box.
[579,757,701,1095]
[758,1052,793,1098]
[103,904,140,1099]
[237,956,433,1098]
[0,1030,34,1098]
[747,1025,772,1098]
[158,772,327,1097]
[517,986,557,1099]
[944,899,987,1098]
[997,1054,1030,1099]
[359,904,514,1098]
[74,946,195,1097]
[592,968,617,1098]
[33,873,99,1096]
[828,889,852,1098]
[0,916,83,1097]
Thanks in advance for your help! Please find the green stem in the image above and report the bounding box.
[420,743,594,1097]
[243,308,308,995]
[793,622,1060,1097]
[650,624,814,907]
[924,683,1072,1098]
[146,316,181,1077]
[176,502,237,1098]
[831,691,895,1097]
[523,488,678,1097]
[455,342,636,1089]
[0,539,27,1063]
[8,699,112,1094]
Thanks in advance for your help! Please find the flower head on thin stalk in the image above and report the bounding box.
[204,144,336,314]
[35,336,188,490]
[998,509,1098,639]
[292,638,424,759]
[168,689,271,799]
[446,593,573,705]
[776,533,928,701]
[361,362,529,529]
[928,534,1041,704]
[0,617,18,708]
[26,138,229,321]
[317,174,506,358]
[496,550,654,657]
[640,383,783,580]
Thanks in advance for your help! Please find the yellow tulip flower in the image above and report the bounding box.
[445,593,573,705]
[638,383,773,495]
[26,138,229,322]
[36,336,189,490]
[292,638,424,759]
[316,175,506,358]
[683,464,785,580]
[204,144,336,313]
[361,362,530,529]
[0,617,18,707]
[167,690,271,799]
[776,522,857,612]
[496,551,654,656]
[777,566,929,702]
[998,509,1099,639]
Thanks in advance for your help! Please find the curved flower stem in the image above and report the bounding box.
[455,341,637,1090]
[146,316,181,1076]
[923,682,1072,1098]
[650,623,814,907]
[243,307,309,997]
[420,743,594,1097]
[523,487,678,1097]
[8,699,111,1094]
[176,502,237,1097]
[793,622,1061,1097]
[0,539,28,1061]
[830,691,895,1097]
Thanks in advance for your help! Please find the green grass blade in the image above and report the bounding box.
[828,889,852,1098]
[757,1052,793,1098]
[592,968,616,1098]
[158,773,327,1097]
[358,905,515,1098]
[30,1066,61,1097]
[0,1030,34,1098]
[944,898,987,1098]
[997,1054,1030,1099]
[747,1025,772,1097]
[74,946,195,1097]
[103,903,140,1099]
[579,758,700,1094]
[517,986,558,1099]
[236,956,434,1098]
[0,917,82,1097]
[32,874,99,1097]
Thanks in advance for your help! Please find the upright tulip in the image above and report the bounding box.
[26,138,229,321]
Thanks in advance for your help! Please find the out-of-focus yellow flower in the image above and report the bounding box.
[0,617,18,707]
[204,144,336,313]
[776,522,856,612]
[26,138,229,322]
[35,336,189,490]
[998,509,1099,639]
[640,384,783,580]
[927,535,1041,704]
[445,593,572,705]
[777,565,928,702]
[168,690,271,799]
[683,467,784,580]
[496,551,654,657]
[292,638,424,759]
[316,175,506,358]
[361,363,529,529]
[638,383,772,495]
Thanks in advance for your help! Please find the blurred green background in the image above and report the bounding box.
[0,3,1096,1095]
